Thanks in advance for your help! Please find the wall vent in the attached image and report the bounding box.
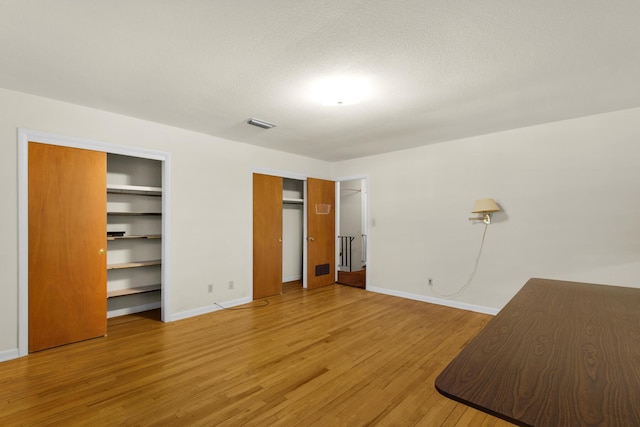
[315,264,330,276]
[247,118,276,129]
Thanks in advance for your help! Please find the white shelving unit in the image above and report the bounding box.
[107,259,162,270]
[107,284,161,298]
[107,234,161,241]
[106,184,162,196]
[106,155,162,318]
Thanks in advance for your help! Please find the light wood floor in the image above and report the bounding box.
[0,284,513,426]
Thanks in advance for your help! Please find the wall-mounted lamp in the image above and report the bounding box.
[469,198,501,224]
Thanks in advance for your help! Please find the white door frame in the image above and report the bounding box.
[17,128,172,357]
[334,175,369,284]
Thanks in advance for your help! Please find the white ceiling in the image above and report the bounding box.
[1,1,640,161]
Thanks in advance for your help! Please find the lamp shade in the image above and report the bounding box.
[471,198,500,213]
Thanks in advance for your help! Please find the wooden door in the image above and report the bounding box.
[307,178,335,289]
[28,142,107,352]
[253,173,283,299]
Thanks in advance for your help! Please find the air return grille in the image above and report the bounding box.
[247,118,276,129]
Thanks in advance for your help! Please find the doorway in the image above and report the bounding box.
[337,178,368,288]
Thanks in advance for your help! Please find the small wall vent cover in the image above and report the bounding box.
[315,263,330,276]
[247,118,276,129]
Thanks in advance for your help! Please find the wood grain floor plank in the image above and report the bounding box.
[0,284,513,426]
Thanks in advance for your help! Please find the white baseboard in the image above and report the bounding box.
[283,275,302,283]
[367,286,500,316]
[170,296,252,322]
[107,302,162,318]
[0,348,20,363]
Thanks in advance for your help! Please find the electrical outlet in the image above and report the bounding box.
[228,280,234,290]
[428,278,433,286]
[208,284,213,293]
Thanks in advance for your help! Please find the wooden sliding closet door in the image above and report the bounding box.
[307,178,335,289]
[28,142,107,352]
[253,173,283,299]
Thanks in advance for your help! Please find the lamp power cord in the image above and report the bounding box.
[214,300,270,310]
[430,223,489,299]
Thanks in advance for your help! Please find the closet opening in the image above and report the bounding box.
[282,178,304,293]
[253,170,335,300]
[18,128,171,357]
[106,154,163,319]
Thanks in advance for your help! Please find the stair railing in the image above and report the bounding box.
[338,235,355,272]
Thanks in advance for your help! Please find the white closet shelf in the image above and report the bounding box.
[107,212,162,216]
[107,184,162,196]
[107,234,161,241]
[107,259,161,270]
[107,284,161,298]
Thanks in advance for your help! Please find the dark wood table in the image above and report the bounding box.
[435,278,640,427]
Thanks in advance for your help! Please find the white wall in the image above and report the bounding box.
[282,204,303,281]
[0,88,330,356]
[4,86,640,357]
[332,107,640,310]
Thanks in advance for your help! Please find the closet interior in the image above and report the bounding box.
[106,154,163,318]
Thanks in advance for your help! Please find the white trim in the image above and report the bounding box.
[302,180,308,289]
[250,166,308,181]
[334,181,340,283]
[107,302,162,319]
[0,348,20,363]
[161,155,172,322]
[170,296,252,321]
[367,286,500,316]
[333,173,370,183]
[17,133,28,357]
[17,128,172,357]
[333,175,370,288]
[249,172,254,300]
[19,129,167,159]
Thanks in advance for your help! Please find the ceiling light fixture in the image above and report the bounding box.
[311,76,371,106]
[247,118,276,129]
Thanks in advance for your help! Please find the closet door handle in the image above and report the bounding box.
[98,248,105,255]
[308,237,315,242]
[278,238,282,242]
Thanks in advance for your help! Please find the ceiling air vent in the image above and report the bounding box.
[247,117,276,129]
